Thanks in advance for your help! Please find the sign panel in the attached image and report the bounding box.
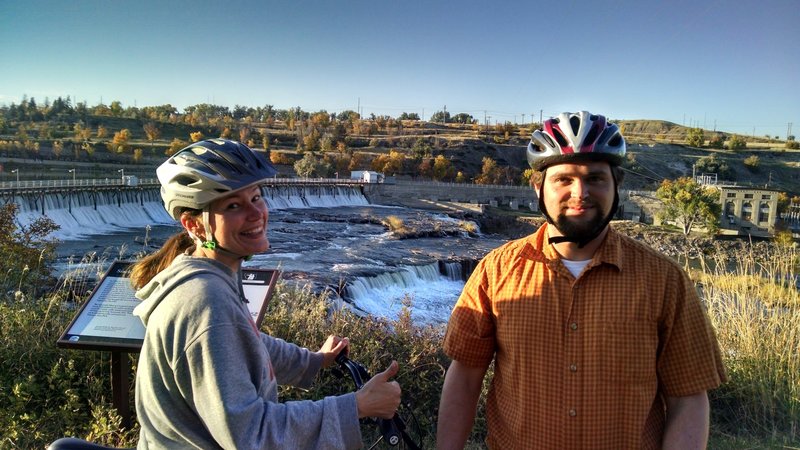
[58,260,280,352]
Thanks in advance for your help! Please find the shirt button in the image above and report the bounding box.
[570,322,578,331]
[569,409,577,417]
[569,364,578,372]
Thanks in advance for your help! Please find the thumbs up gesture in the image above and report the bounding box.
[355,361,402,419]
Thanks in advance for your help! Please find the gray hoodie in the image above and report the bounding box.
[133,254,361,449]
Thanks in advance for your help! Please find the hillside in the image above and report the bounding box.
[1,109,798,195]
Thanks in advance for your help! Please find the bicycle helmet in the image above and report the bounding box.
[157,138,277,220]
[528,111,626,248]
[527,111,625,171]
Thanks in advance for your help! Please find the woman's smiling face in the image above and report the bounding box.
[207,185,270,265]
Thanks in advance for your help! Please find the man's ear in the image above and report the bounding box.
[180,214,204,239]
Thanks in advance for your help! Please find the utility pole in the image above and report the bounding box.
[788,122,793,140]
[539,109,543,124]
[522,113,525,124]
[443,105,447,124]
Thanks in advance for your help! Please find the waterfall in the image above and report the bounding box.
[13,186,370,240]
[344,261,468,326]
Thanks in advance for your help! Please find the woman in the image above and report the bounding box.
[130,139,401,449]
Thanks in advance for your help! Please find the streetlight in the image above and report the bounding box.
[118,168,125,185]
[11,169,18,183]
[68,168,76,183]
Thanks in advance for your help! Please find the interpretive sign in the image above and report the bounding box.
[58,260,280,352]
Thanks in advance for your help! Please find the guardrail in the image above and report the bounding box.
[0,177,368,191]
[0,178,160,190]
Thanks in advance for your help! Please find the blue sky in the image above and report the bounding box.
[1,0,797,137]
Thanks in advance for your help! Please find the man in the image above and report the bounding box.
[437,111,725,449]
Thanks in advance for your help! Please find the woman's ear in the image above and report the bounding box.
[180,214,204,240]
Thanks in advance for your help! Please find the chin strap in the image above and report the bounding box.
[191,209,253,261]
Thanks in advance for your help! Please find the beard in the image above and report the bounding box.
[553,202,607,240]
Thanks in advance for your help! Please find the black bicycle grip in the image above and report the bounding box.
[378,415,401,446]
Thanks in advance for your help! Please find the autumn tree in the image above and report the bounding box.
[167,138,188,156]
[239,125,252,143]
[432,155,454,181]
[475,157,502,185]
[143,122,161,150]
[655,177,721,235]
[111,129,132,153]
[133,148,143,163]
[96,125,108,140]
[190,131,204,142]
[52,140,64,159]
[371,150,404,175]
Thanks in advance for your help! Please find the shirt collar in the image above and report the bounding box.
[520,223,623,272]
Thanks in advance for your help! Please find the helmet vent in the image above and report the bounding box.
[553,129,569,148]
[569,116,581,135]
[542,134,557,149]
[608,133,622,147]
[175,174,199,186]
[583,125,600,149]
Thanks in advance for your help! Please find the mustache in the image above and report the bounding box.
[560,200,596,209]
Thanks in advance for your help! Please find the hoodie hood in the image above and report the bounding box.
[133,254,238,326]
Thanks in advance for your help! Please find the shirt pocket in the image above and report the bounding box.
[602,321,658,384]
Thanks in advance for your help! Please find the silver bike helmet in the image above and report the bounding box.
[157,138,277,220]
[527,111,625,171]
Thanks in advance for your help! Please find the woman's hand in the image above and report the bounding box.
[318,335,349,368]
[355,360,402,419]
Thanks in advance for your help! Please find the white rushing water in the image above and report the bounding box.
[16,186,493,326]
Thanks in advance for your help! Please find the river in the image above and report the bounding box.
[48,197,508,326]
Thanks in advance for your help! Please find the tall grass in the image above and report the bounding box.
[0,237,798,448]
[700,239,799,444]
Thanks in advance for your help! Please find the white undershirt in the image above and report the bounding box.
[561,259,591,278]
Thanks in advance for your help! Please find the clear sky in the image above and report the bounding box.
[1,0,798,137]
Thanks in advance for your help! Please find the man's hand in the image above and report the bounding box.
[317,335,349,368]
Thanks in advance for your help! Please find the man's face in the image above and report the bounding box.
[538,161,615,238]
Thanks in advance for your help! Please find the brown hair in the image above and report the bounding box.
[129,231,194,290]
[129,209,201,290]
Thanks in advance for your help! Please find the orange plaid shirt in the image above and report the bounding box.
[444,224,726,449]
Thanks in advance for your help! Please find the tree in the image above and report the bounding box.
[432,155,454,181]
[655,177,721,236]
[686,128,704,147]
[143,122,161,150]
[293,152,332,178]
[111,129,132,153]
[0,203,59,297]
[167,138,187,156]
[743,155,760,172]
[727,134,747,150]
[451,113,475,124]
[707,134,724,149]
[429,110,450,123]
[399,112,420,121]
[475,157,503,185]
[190,131,204,142]
[694,154,733,179]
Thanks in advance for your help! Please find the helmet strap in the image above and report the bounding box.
[198,209,253,261]
[541,167,620,249]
